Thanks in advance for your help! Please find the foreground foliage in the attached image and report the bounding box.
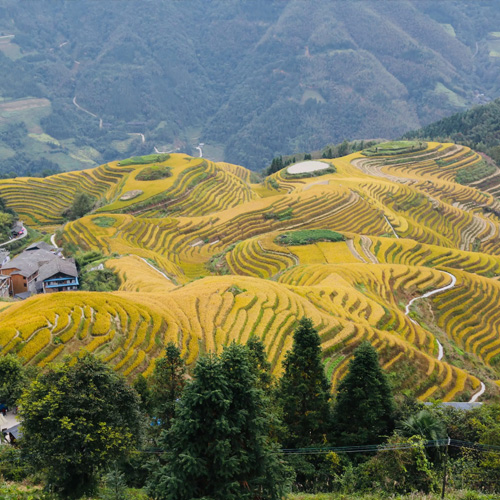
[19,353,142,498]
[148,343,291,500]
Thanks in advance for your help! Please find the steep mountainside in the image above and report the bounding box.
[1,142,500,404]
[405,98,500,165]
[1,0,500,172]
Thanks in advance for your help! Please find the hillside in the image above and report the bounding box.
[1,142,500,404]
[404,98,500,165]
[1,1,500,171]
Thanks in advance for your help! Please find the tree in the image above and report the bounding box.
[148,343,290,500]
[0,354,27,407]
[149,342,186,437]
[399,409,447,442]
[246,335,272,391]
[64,192,95,220]
[278,317,332,448]
[332,341,395,447]
[19,352,142,498]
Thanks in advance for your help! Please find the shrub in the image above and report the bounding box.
[135,165,172,181]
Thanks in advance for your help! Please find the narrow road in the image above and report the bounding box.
[73,96,98,118]
[403,270,487,402]
[404,270,456,361]
[139,257,172,281]
[383,215,399,238]
[130,133,145,143]
[469,382,486,403]
[51,233,57,248]
[195,143,203,158]
[0,227,28,247]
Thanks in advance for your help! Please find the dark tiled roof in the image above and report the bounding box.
[2,249,56,277]
[38,258,78,282]
[424,402,482,411]
[25,241,55,252]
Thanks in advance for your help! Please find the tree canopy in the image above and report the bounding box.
[19,352,142,498]
[332,341,395,447]
[0,354,27,407]
[149,342,290,500]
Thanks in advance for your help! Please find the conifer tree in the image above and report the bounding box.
[149,343,290,500]
[278,317,332,448]
[332,341,395,446]
[149,342,186,438]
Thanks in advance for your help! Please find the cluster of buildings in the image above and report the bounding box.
[0,241,79,299]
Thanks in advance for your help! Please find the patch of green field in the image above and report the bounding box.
[92,216,116,228]
[276,229,344,246]
[0,144,14,160]
[362,141,427,157]
[118,153,170,166]
[0,103,51,134]
[434,82,467,108]
[28,133,60,146]
[0,41,22,60]
[455,160,496,184]
[487,38,500,57]
[136,165,172,181]
[111,137,135,153]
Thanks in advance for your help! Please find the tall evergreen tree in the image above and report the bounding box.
[246,335,272,391]
[278,317,332,448]
[149,342,186,438]
[332,341,395,447]
[149,343,290,500]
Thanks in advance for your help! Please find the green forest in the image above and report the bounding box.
[1,1,500,172]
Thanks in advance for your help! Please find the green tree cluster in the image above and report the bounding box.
[148,342,290,500]
[19,353,142,498]
[64,192,96,221]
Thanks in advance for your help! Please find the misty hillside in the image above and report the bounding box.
[1,0,500,172]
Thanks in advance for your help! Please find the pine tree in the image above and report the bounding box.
[149,342,186,437]
[332,341,395,447]
[278,317,332,448]
[149,343,290,500]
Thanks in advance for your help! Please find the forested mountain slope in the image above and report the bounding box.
[1,0,500,172]
[405,98,500,165]
[1,142,500,405]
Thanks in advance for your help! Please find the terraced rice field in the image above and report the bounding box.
[1,143,500,402]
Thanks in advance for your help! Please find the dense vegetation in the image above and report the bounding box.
[2,1,500,171]
[135,165,172,181]
[405,99,500,167]
[2,328,499,499]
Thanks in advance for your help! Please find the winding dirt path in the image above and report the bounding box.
[0,226,28,247]
[404,270,456,361]
[402,270,486,402]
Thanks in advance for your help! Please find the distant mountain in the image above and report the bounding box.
[1,0,500,172]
